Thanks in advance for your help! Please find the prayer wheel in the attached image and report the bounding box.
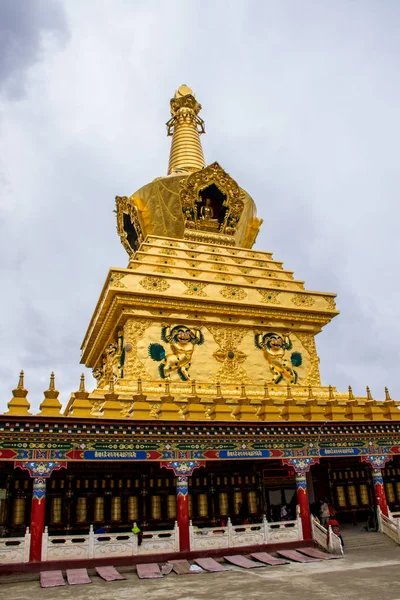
[76,479,81,489]
[233,491,243,515]
[336,486,346,508]
[395,482,400,502]
[111,496,121,521]
[359,484,369,506]
[128,496,138,521]
[84,479,89,489]
[50,497,62,523]
[14,480,19,490]
[94,496,104,521]
[51,479,56,490]
[151,495,162,520]
[218,492,228,515]
[385,482,395,504]
[247,491,257,515]
[12,498,25,525]
[197,493,208,517]
[60,479,65,489]
[347,484,358,506]
[76,497,87,522]
[167,495,177,519]
[188,494,193,518]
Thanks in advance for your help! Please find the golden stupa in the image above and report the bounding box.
[33,85,397,423]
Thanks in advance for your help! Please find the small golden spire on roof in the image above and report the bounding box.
[79,373,86,393]
[166,84,206,175]
[385,387,392,401]
[348,385,354,400]
[4,370,31,416]
[38,372,62,416]
[366,386,373,401]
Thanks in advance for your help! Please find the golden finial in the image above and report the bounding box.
[308,386,314,400]
[263,382,270,399]
[4,370,31,416]
[137,378,143,394]
[366,386,373,401]
[108,377,114,393]
[191,380,197,395]
[17,370,25,389]
[165,380,170,395]
[216,381,222,397]
[286,385,293,400]
[385,387,392,401]
[240,383,247,399]
[49,372,55,391]
[166,85,206,174]
[348,385,354,400]
[329,385,335,400]
[79,373,86,393]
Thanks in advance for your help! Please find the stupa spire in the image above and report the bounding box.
[166,84,206,174]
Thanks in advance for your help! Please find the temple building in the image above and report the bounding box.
[1,85,400,565]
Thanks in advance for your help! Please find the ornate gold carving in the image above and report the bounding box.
[239,267,252,274]
[154,266,173,274]
[324,296,336,310]
[162,240,180,247]
[109,272,127,289]
[185,260,202,268]
[296,332,321,386]
[271,281,287,288]
[291,294,315,307]
[209,326,252,383]
[185,269,203,278]
[214,273,233,282]
[139,276,170,292]
[180,162,245,239]
[220,286,247,301]
[184,282,208,296]
[160,248,178,256]
[156,257,176,265]
[231,257,245,264]
[115,196,144,257]
[123,319,153,380]
[257,289,281,304]
[183,229,236,246]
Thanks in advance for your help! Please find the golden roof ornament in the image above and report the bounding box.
[5,370,31,416]
[166,84,206,174]
[38,372,62,416]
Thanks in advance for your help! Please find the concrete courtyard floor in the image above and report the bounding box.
[1,543,400,600]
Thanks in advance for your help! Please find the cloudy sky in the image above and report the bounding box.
[0,0,399,413]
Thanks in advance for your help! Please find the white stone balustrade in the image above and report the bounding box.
[40,522,179,562]
[0,527,30,563]
[190,515,303,551]
[377,507,400,545]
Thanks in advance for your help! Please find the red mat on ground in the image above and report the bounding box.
[277,549,321,563]
[194,558,231,572]
[168,560,193,575]
[40,570,66,588]
[136,563,163,579]
[297,548,342,560]
[95,566,126,581]
[223,555,265,569]
[250,552,289,566]
[66,568,91,585]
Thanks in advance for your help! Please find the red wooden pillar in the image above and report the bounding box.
[30,477,47,562]
[161,460,205,553]
[295,472,312,540]
[176,476,190,552]
[371,468,389,517]
[361,455,391,517]
[282,457,319,542]
[14,461,66,563]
